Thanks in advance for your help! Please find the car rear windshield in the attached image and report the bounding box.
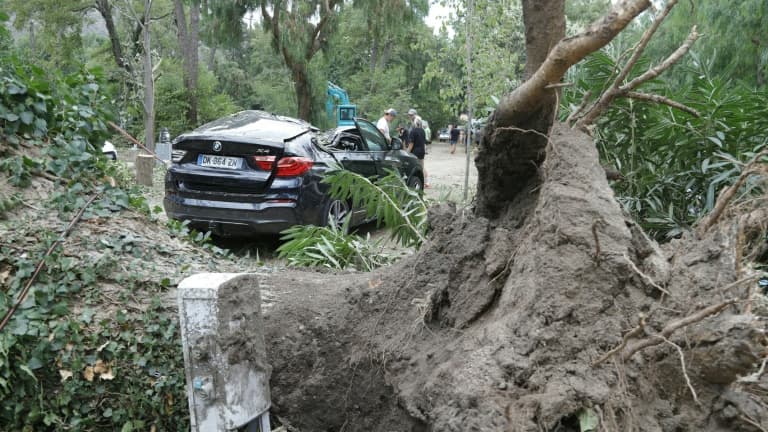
[285,137,313,158]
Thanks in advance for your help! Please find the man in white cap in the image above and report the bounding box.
[407,108,422,125]
[377,108,397,143]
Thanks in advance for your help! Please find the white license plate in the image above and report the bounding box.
[197,154,243,169]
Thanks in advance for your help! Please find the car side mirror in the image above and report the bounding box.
[390,137,403,150]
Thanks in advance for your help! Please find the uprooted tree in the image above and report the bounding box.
[264,0,768,430]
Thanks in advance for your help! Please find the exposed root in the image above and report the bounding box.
[619,299,737,362]
[620,252,670,296]
[593,314,647,366]
[656,335,701,406]
[595,299,737,365]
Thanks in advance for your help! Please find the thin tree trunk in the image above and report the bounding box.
[96,0,132,73]
[292,66,312,121]
[142,0,155,153]
[369,17,379,74]
[207,44,217,71]
[174,0,200,126]
[521,0,565,80]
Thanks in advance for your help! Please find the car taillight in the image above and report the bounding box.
[251,155,275,170]
[276,157,313,177]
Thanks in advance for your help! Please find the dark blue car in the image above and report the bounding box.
[163,110,424,236]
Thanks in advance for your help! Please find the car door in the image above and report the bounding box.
[331,129,379,178]
[354,119,405,178]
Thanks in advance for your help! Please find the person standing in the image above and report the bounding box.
[397,124,408,145]
[408,118,428,188]
[449,124,460,154]
[377,108,397,143]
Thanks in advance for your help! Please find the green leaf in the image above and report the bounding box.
[578,408,599,431]
[19,111,34,125]
[28,356,44,369]
[1,112,19,122]
[19,364,37,380]
[7,84,26,95]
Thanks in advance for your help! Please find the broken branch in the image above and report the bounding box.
[625,91,701,117]
[619,26,700,92]
[108,121,167,165]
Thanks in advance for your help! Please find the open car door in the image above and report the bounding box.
[353,118,404,178]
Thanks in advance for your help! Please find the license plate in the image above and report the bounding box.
[197,154,243,169]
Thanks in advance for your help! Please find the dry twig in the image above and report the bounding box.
[0,194,100,331]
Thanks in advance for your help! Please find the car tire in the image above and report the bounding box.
[407,175,424,191]
[322,198,350,231]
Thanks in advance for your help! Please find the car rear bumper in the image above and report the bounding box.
[164,195,310,236]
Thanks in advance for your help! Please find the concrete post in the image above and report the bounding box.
[177,273,271,431]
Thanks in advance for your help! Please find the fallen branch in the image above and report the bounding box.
[697,148,768,234]
[107,121,167,165]
[494,0,652,126]
[0,193,100,332]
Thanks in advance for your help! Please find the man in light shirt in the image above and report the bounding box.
[377,108,397,143]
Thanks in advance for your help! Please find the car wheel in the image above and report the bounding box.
[407,175,423,191]
[323,198,350,231]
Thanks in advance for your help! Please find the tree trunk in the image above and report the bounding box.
[475,0,651,218]
[142,0,155,152]
[207,44,217,71]
[521,0,565,80]
[96,0,132,73]
[291,65,312,121]
[174,0,200,126]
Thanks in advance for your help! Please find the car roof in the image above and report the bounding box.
[178,110,315,144]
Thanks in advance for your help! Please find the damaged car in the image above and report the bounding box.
[163,110,424,236]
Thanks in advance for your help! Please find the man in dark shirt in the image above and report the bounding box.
[408,119,428,187]
[449,125,460,154]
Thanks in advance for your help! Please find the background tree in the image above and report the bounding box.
[644,0,768,88]
[253,0,342,122]
[173,0,200,125]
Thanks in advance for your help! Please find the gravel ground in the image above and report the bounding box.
[423,140,478,203]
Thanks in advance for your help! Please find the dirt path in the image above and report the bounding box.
[424,140,478,202]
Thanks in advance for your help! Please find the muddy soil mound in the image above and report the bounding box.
[267,124,766,431]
